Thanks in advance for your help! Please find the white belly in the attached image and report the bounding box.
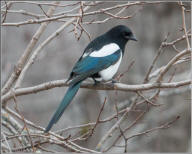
[99,52,122,81]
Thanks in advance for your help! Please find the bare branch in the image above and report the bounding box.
[1,2,161,27]
[11,90,35,152]
[156,49,190,82]
[126,116,180,141]
[2,79,190,105]
[13,4,92,90]
[1,1,60,95]
[179,2,191,50]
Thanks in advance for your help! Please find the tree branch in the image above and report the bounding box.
[1,1,60,95]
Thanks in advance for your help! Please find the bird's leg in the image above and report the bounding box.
[111,79,120,83]
[93,78,100,86]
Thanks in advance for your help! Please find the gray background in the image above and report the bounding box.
[2,1,191,152]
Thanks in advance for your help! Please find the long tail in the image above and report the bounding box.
[45,81,82,132]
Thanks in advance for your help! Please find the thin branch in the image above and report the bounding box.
[38,4,50,18]
[3,107,100,153]
[1,1,60,95]
[13,4,92,90]
[11,90,35,152]
[2,132,12,153]
[2,79,190,104]
[96,96,139,151]
[126,115,180,141]
[1,9,42,19]
[2,2,161,27]
[136,91,161,107]
[143,34,168,83]
[179,2,190,50]
[2,0,8,23]
[162,31,191,47]
[156,49,191,82]
[105,111,145,152]
[4,1,80,8]
[88,97,107,138]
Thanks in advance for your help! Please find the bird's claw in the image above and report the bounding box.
[111,79,119,83]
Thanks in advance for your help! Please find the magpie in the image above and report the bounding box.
[45,25,137,132]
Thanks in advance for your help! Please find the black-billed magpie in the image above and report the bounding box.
[45,25,137,132]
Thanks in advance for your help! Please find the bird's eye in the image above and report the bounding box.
[124,32,132,37]
[123,32,132,39]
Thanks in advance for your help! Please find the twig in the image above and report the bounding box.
[126,115,180,141]
[149,56,190,80]
[2,2,161,27]
[88,97,107,138]
[78,23,91,41]
[1,1,60,95]
[2,79,190,104]
[2,110,29,147]
[38,4,50,18]
[136,91,161,107]
[116,60,135,81]
[2,0,8,23]
[96,108,130,151]
[156,49,190,82]
[104,111,145,152]
[118,126,127,153]
[179,2,190,50]
[37,145,56,153]
[13,4,92,90]
[3,1,80,8]
[2,132,12,153]
[168,68,177,83]
[162,31,191,47]
[96,95,139,151]
[10,141,49,152]
[143,34,168,83]
[3,107,100,153]
[11,90,35,152]
[1,9,42,19]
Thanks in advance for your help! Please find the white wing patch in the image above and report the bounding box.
[82,52,88,58]
[99,52,122,81]
[82,48,92,58]
[90,43,120,57]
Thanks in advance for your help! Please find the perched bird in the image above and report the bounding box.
[45,25,137,132]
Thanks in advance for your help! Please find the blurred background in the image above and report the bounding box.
[2,1,191,152]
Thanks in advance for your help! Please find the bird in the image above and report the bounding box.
[45,25,137,132]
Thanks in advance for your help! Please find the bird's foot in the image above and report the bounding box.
[94,80,100,86]
[111,79,120,84]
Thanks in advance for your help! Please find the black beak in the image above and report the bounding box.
[129,35,137,41]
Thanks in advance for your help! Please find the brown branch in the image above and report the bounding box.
[1,9,42,19]
[179,2,190,50]
[3,107,100,153]
[116,60,135,82]
[162,31,191,47]
[2,0,8,23]
[2,79,190,104]
[38,4,50,18]
[126,115,180,141]
[1,1,60,95]
[11,90,35,152]
[2,132,12,153]
[13,4,92,90]
[96,95,139,151]
[105,111,145,152]
[136,91,161,107]
[156,49,190,82]
[4,1,80,8]
[1,2,161,27]
[143,34,168,83]
[88,97,107,138]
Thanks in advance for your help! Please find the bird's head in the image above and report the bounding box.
[106,25,137,48]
